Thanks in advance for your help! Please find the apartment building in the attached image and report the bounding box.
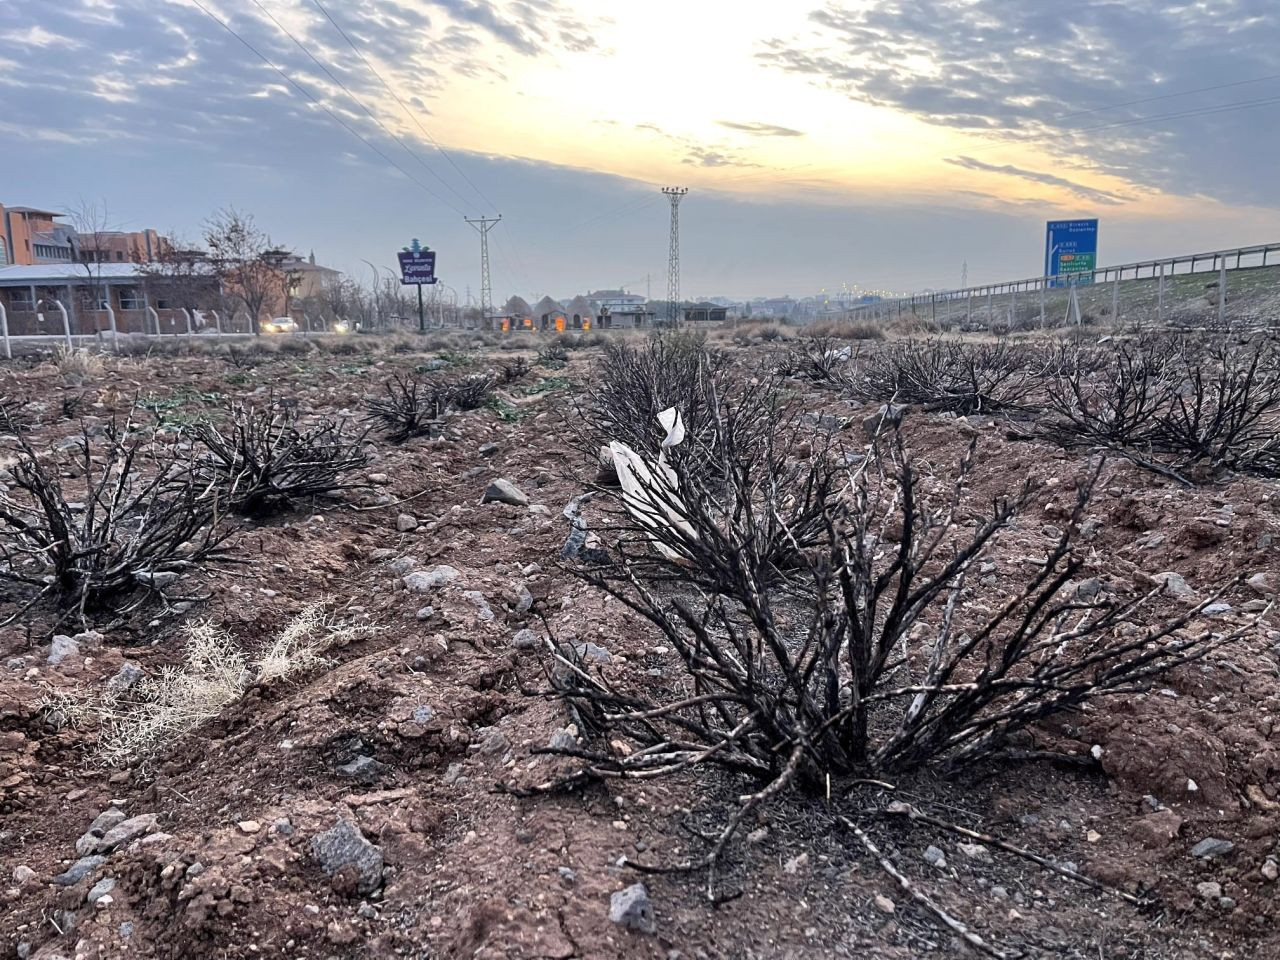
[0,201,163,266]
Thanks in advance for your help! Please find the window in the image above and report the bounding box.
[9,289,34,307]
[118,286,142,310]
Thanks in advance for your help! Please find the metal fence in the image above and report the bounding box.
[843,241,1280,331]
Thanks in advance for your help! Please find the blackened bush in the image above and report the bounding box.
[366,373,449,442]
[193,403,370,516]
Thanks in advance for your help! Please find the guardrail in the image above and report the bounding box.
[844,241,1280,330]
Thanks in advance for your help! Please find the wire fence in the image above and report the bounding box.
[842,242,1280,332]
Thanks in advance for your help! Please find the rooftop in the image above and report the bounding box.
[0,263,147,284]
[6,206,66,218]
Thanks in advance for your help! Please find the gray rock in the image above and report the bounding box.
[1155,572,1198,602]
[134,570,180,589]
[368,473,390,485]
[415,605,435,621]
[477,730,509,756]
[86,877,116,904]
[863,403,908,440]
[1191,837,1234,859]
[1202,603,1233,617]
[1219,896,1236,910]
[462,590,494,622]
[75,832,99,856]
[395,514,419,532]
[991,885,1009,900]
[483,478,528,507]
[513,586,534,616]
[557,866,577,885]
[443,762,465,785]
[412,705,435,724]
[1075,578,1104,601]
[388,556,418,576]
[478,442,501,458]
[368,548,395,562]
[1196,880,1222,899]
[48,634,79,666]
[609,882,656,934]
[548,729,577,751]
[403,565,461,592]
[923,845,947,868]
[337,755,390,783]
[88,808,127,837]
[512,628,539,650]
[96,813,158,853]
[574,642,612,664]
[1247,573,1274,597]
[12,865,35,885]
[958,842,991,862]
[105,662,143,697]
[273,819,295,837]
[53,855,106,886]
[418,358,449,372]
[310,820,384,895]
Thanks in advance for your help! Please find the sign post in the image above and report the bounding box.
[1045,219,1099,288]
[397,239,438,332]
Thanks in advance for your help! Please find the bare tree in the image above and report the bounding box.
[67,198,117,337]
[140,236,219,334]
[202,209,287,336]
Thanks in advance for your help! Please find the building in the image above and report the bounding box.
[683,301,729,323]
[1,201,165,267]
[587,289,646,314]
[0,262,222,336]
[0,205,77,265]
[281,250,340,300]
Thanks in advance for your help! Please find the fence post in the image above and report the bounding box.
[967,290,972,324]
[1157,263,1165,326]
[146,306,160,337]
[1111,269,1120,328]
[103,303,118,352]
[1039,279,1046,328]
[0,302,9,359]
[1217,258,1227,327]
[1010,285,1018,328]
[986,288,992,326]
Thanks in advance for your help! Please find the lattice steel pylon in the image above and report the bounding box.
[464,215,501,328]
[662,187,688,325]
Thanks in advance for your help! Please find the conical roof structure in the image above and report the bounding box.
[533,295,565,317]
[566,295,595,318]
[502,294,532,316]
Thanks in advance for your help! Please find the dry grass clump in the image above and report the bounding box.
[48,604,374,766]
[52,346,107,383]
[805,319,885,340]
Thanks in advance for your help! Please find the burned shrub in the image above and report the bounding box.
[0,420,234,617]
[852,340,1035,414]
[500,356,531,384]
[193,403,370,516]
[536,343,569,368]
[541,379,1244,897]
[1035,337,1280,480]
[446,372,497,411]
[777,335,857,384]
[366,373,449,443]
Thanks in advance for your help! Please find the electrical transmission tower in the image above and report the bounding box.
[464,215,501,327]
[662,187,688,325]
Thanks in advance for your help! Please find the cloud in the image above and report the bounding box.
[717,120,805,138]
[1,24,82,47]
[945,155,1133,206]
[759,1,1280,207]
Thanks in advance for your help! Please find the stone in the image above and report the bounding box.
[403,565,461,592]
[863,403,908,440]
[483,478,529,507]
[337,756,390,783]
[1075,578,1103,601]
[368,473,390,485]
[1191,837,1234,859]
[1155,572,1197,602]
[88,808,127,837]
[958,842,991,862]
[134,570,180,589]
[395,514,419,532]
[388,556,418,576]
[1201,603,1232,617]
[12,865,35,885]
[512,628,539,650]
[48,634,79,666]
[96,814,158,853]
[105,662,143,697]
[53,855,106,886]
[86,877,116,904]
[415,606,435,621]
[784,852,809,874]
[368,548,395,562]
[557,866,577,885]
[75,832,98,856]
[923,845,947,868]
[609,883,655,934]
[574,642,612,664]
[873,894,896,914]
[1261,859,1279,882]
[513,586,534,616]
[273,819,295,837]
[462,590,494,622]
[477,730,509,756]
[238,820,262,834]
[310,820,384,896]
[1196,880,1222,899]
[478,442,500,458]
[1132,809,1183,848]
[1247,573,1274,596]
[547,729,576,751]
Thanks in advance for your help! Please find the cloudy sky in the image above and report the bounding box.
[2,0,1278,301]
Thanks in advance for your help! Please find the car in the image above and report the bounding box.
[263,317,299,334]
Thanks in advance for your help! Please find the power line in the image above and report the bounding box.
[187,0,461,211]
[247,0,468,216]
[1050,71,1280,123]
[308,0,499,217]
[971,89,1280,153]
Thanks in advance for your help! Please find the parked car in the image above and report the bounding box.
[263,317,299,334]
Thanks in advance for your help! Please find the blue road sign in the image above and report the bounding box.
[1045,219,1098,287]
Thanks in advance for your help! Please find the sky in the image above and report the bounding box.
[2,0,1279,302]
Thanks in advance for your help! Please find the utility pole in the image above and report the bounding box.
[961,260,968,288]
[662,187,687,325]
[464,215,501,329]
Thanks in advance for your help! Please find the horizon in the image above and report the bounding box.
[2,0,1279,302]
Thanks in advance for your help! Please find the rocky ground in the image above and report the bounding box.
[1,335,1278,959]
